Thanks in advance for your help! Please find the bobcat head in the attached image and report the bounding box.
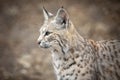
[37,7,74,48]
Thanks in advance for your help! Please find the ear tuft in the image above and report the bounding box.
[42,6,53,20]
[61,6,64,8]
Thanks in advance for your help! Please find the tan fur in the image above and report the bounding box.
[38,7,120,80]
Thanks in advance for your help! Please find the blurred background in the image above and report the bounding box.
[0,0,120,80]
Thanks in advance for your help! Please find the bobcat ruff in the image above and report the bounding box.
[37,7,120,80]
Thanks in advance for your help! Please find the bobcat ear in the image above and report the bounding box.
[55,7,69,26]
[42,7,53,20]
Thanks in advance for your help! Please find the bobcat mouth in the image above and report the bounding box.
[39,41,51,48]
[39,36,61,48]
[40,45,50,48]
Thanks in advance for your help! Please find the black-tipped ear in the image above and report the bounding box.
[55,7,69,25]
[42,6,53,20]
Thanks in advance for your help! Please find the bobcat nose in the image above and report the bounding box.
[37,41,41,45]
[37,37,42,45]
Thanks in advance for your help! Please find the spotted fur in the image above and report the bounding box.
[37,7,120,80]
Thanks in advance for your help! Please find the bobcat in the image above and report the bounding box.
[37,7,120,80]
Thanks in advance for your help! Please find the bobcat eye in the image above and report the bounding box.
[45,31,52,36]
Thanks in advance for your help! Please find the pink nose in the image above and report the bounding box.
[37,41,41,45]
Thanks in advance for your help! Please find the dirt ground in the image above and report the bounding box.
[0,0,120,80]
